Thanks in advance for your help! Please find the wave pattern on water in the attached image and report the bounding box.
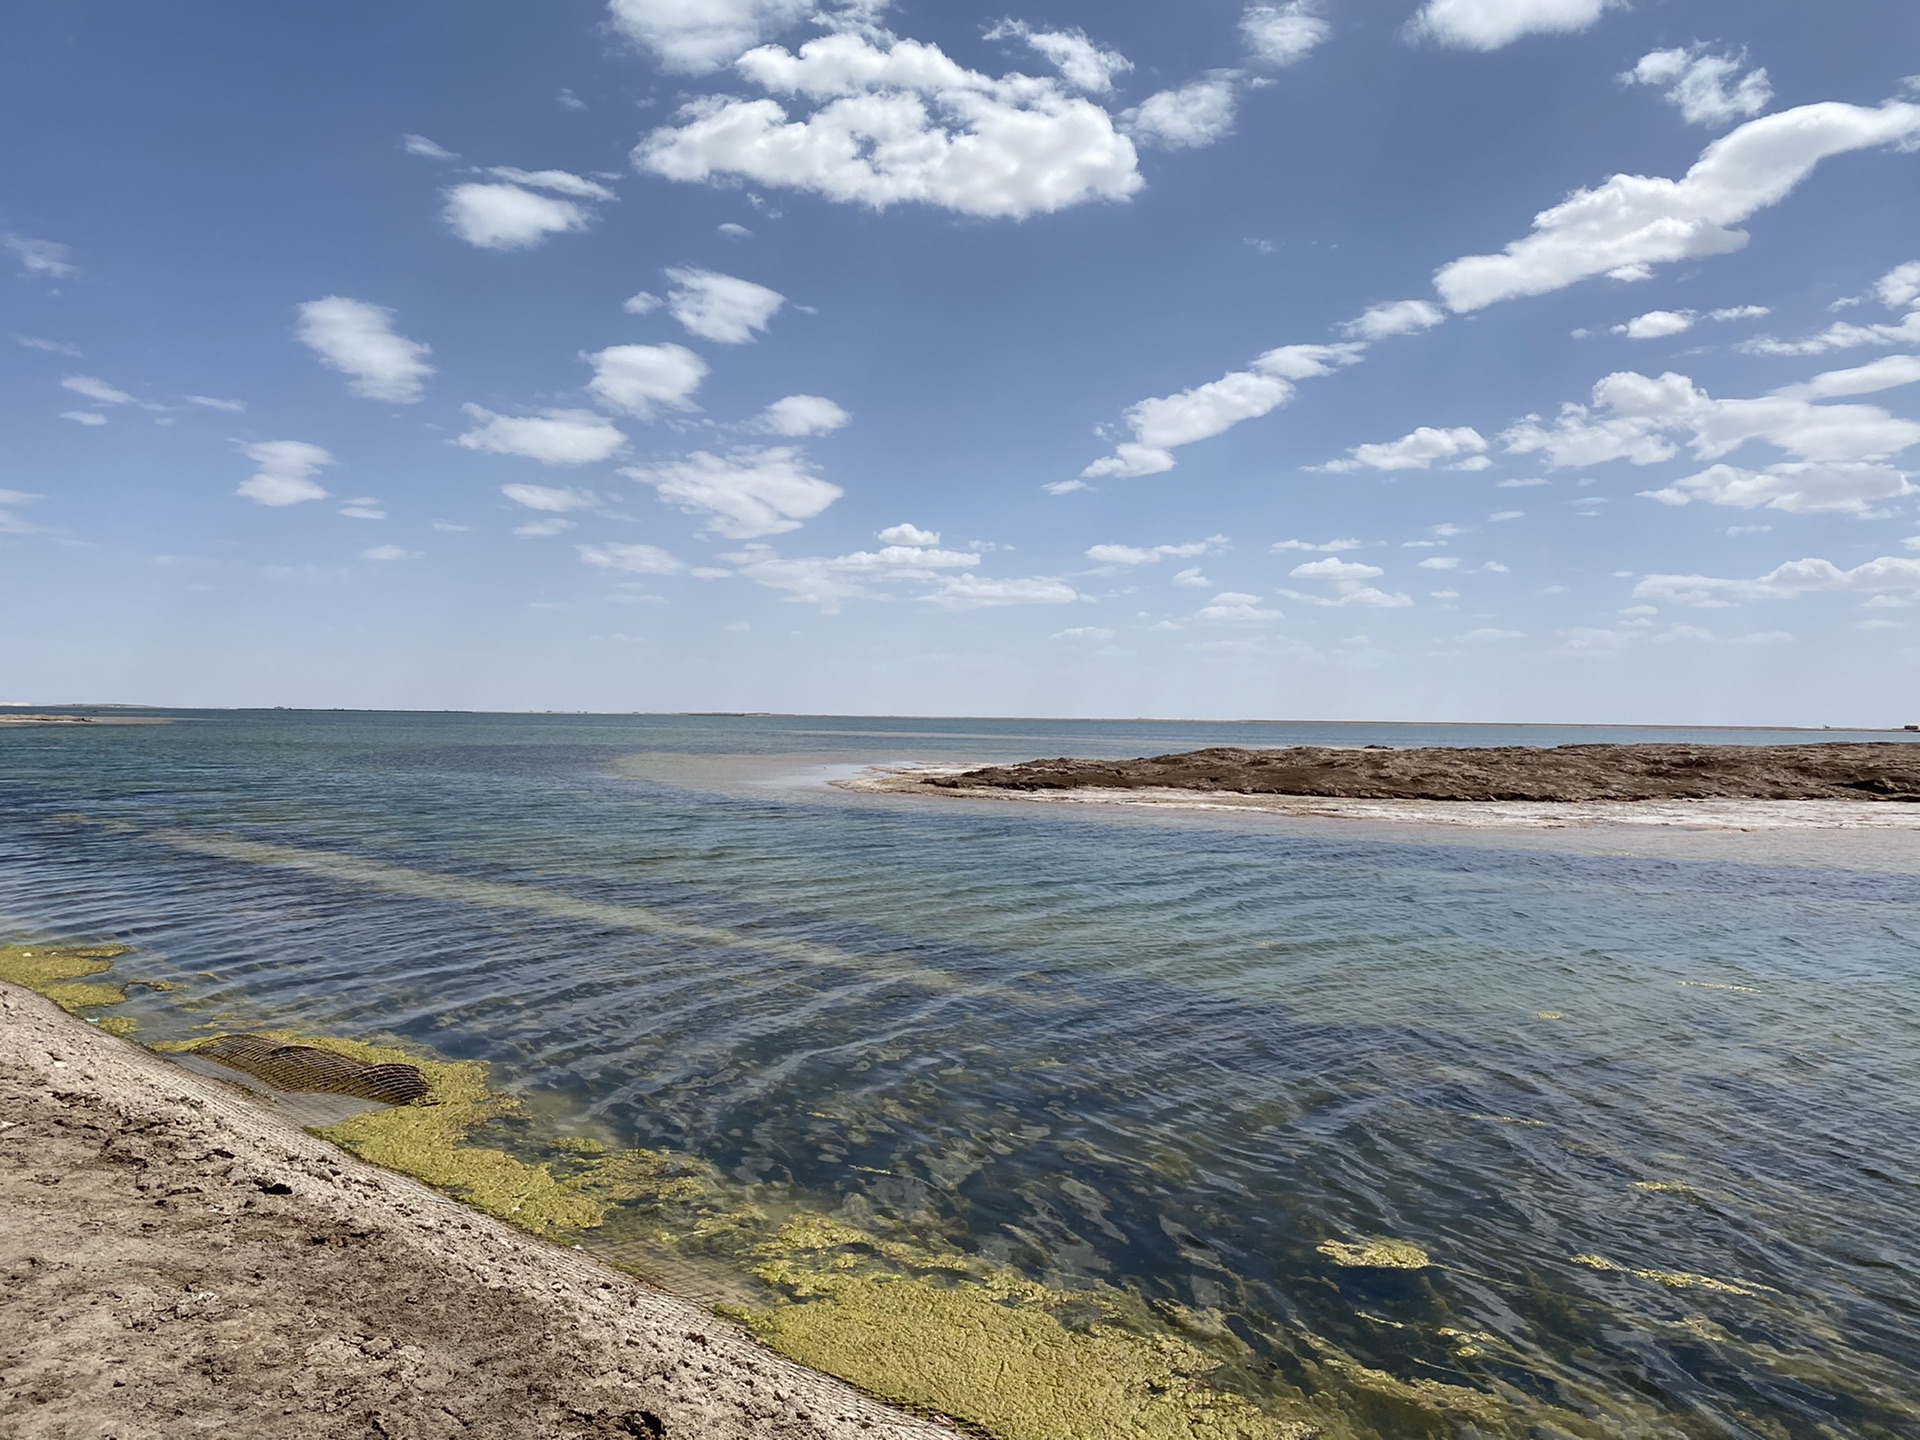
[2,711,1919,1437]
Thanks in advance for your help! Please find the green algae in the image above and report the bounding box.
[0,943,141,1027]
[1571,1253,1776,1298]
[729,1216,1316,1440]
[1317,1238,1430,1270]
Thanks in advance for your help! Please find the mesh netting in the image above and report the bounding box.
[192,1034,430,1104]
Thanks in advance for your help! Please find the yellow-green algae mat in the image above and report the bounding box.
[0,942,171,1036]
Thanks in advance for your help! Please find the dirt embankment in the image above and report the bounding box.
[928,743,1920,803]
[0,982,948,1440]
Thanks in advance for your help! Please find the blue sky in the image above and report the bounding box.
[5,0,1919,723]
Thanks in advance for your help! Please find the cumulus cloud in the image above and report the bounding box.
[502,483,599,512]
[877,522,939,545]
[1283,557,1412,607]
[402,134,458,160]
[624,291,663,315]
[758,394,851,435]
[1053,625,1116,641]
[607,0,812,74]
[1320,425,1488,472]
[627,445,842,537]
[665,267,784,343]
[1641,461,1912,516]
[1411,0,1619,50]
[1503,368,1920,482]
[717,222,755,240]
[1124,77,1239,151]
[457,405,628,465]
[4,234,76,279]
[443,183,590,249]
[585,343,709,419]
[515,518,575,539]
[237,440,333,507]
[295,297,434,403]
[720,535,989,610]
[1878,261,1920,310]
[923,574,1081,610]
[634,33,1142,219]
[985,21,1131,93]
[1272,537,1362,553]
[1085,537,1224,566]
[1434,102,1920,313]
[1623,46,1772,128]
[578,541,686,574]
[1082,343,1365,477]
[1636,555,1920,606]
[1341,299,1445,340]
[1613,309,1695,339]
[1241,2,1330,66]
[1195,591,1284,623]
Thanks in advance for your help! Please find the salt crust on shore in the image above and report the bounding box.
[838,766,1920,830]
[0,981,949,1440]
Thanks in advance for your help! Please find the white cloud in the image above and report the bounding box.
[484,167,617,200]
[1504,369,1920,479]
[186,395,245,412]
[15,335,81,356]
[61,374,133,405]
[1463,627,1525,641]
[1241,2,1330,67]
[1636,555,1920,606]
[1613,309,1695,339]
[578,541,686,574]
[60,410,107,426]
[1732,630,1792,644]
[1285,556,1412,608]
[1195,591,1284,624]
[923,574,1081,610]
[1052,626,1116,641]
[985,21,1131,93]
[237,440,333,507]
[665,266,784,343]
[1411,0,1619,50]
[443,183,590,250]
[1086,538,1222,566]
[720,536,986,610]
[1083,343,1365,476]
[624,290,663,314]
[877,523,939,545]
[340,500,385,520]
[607,0,812,74]
[1172,566,1211,588]
[1124,77,1239,151]
[717,222,755,240]
[1641,461,1912,516]
[502,483,599,512]
[1771,354,1920,401]
[1489,509,1524,521]
[295,297,434,404]
[1341,299,1445,340]
[1623,46,1772,128]
[758,393,851,436]
[362,544,409,562]
[1708,304,1770,322]
[402,134,458,160]
[1271,537,1362,553]
[627,445,842,537]
[585,343,709,419]
[1878,261,1920,310]
[1322,425,1488,472]
[1434,102,1920,312]
[1496,477,1548,488]
[515,518,575,538]
[4,234,76,279]
[634,33,1142,220]
[1418,556,1462,570]
[558,88,588,112]
[457,405,628,465]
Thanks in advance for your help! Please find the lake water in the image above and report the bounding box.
[4,711,1918,1438]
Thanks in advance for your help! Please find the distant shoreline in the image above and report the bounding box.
[840,743,1920,830]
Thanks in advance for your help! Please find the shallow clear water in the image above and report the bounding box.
[4,711,1919,1438]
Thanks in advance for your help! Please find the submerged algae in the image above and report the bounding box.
[0,943,145,1025]
[1317,1238,1430,1270]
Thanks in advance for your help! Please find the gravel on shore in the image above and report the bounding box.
[0,980,950,1440]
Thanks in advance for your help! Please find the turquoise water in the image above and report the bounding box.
[4,711,1919,1437]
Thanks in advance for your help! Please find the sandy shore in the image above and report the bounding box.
[838,764,1920,830]
[0,981,948,1440]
